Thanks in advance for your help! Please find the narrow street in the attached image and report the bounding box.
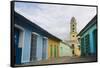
[16,56,97,66]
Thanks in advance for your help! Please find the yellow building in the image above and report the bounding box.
[48,38,61,59]
[70,17,80,57]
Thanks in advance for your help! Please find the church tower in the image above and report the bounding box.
[70,17,80,56]
[70,17,77,41]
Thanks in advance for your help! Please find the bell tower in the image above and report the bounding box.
[70,17,77,41]
[70,17,78,56]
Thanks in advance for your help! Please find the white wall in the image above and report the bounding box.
[59,42,72,57]
[0,0,99,68]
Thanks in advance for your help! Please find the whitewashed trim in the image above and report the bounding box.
[15,24,25,48]
[43,37,48,39]
[32,32,40,36]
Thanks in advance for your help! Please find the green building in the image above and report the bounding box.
[78,15,97,56]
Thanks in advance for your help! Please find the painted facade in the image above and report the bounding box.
[14,12,61,64]
[78,15,97,56]
[59,42,72,57]
[48,38,60,59]
[70,17,80,56]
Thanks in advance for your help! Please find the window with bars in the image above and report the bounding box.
[85,34,90,56]
[30,33,37,62]
[42,38,47,59]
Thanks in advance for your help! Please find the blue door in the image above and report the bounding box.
[14,28,22,64]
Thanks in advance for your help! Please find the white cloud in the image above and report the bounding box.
[15,2,96,40]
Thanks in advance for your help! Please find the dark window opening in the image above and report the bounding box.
[81,38,85,56]
[72,44,74,49]
[73,28,74,30]
[42,38,46,59]
[93,29,97,55]
[85,34,90,56]
[72,50,74,54]
[30,33,37,62]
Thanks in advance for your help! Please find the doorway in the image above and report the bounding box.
[14,27,22,64]
[30,33,37,62]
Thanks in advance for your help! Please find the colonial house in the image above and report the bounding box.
[77,15,97,57]
[14,11,61,64]
[48,38,61,59]
[59,41,72,57]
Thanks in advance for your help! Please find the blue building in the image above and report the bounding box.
[14,12,61,64]
[78,15,97,57]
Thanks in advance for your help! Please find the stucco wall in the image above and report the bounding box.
[80,24,97,54]
[48,38,60,59]
[15,19,32,63]
[59,42,72,57]
[21,28,31,63]
[15,17,48,63]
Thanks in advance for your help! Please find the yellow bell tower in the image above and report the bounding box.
[70,17,80,56]
[70,17,77,41]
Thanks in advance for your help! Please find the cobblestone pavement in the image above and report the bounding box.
[15,56,97,67]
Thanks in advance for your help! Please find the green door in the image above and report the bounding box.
[50,45,52,58]
[54,46,56,58]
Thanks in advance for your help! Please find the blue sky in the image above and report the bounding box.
[15,2,96,40]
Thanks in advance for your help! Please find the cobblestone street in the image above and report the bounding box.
[15,56,97,67]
